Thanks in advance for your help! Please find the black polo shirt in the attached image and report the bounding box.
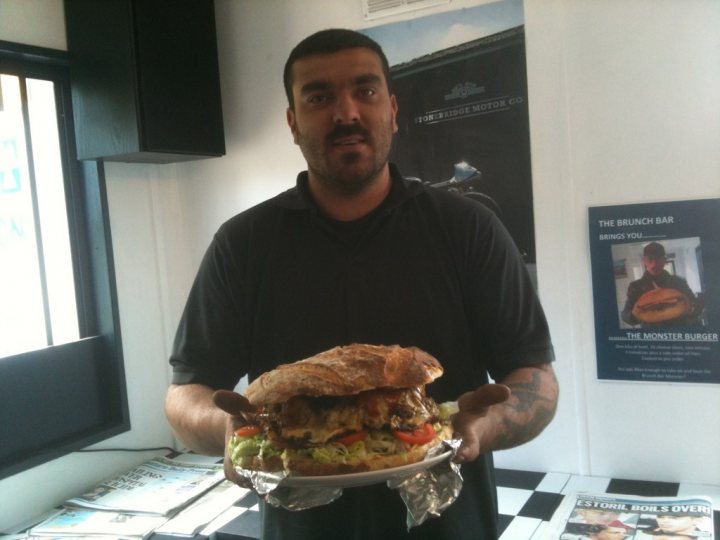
[170,165,554,539]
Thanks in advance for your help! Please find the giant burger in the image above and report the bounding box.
[228,344,455,476]
[631,287,692,324]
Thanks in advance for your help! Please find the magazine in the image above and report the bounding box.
[544,492,714,539]
[28,508,167,539]
[65,453,224,516]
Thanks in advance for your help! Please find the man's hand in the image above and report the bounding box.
[212,390,259,489]
[165,384,227,455]
[164,384,259,490]
[453,384,511,463]
[452,363,558,464]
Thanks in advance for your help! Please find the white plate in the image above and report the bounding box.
[279,450,453,488]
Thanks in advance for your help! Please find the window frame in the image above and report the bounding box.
[0,40,129,480]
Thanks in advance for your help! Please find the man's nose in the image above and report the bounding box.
[333,92,360,124]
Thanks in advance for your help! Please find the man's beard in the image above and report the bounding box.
[297,122,394,197]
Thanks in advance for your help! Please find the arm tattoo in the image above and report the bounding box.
[495,365,558,449]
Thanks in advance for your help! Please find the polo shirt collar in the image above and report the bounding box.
[272,163,424,213]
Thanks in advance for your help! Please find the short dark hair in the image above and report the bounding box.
[283,28,392,109]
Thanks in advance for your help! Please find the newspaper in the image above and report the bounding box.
[543,492,715,539]
[65,454,224,516]
[28,508,167,539]
[152,480,248,536]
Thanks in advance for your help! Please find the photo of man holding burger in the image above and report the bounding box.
[621,241,703,327]
[165,29,558,540]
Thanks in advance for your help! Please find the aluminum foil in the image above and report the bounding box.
[388,437,463,529]
[235,467,343,509]
[235,437,463,529]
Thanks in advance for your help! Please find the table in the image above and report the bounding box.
[155,468,720,539]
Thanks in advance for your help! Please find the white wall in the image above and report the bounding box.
[533,0,720,482]
[0,0,66,50]
[1,0,719,531]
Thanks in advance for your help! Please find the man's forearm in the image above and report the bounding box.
[165,383,228,456]
[485,363,559,452]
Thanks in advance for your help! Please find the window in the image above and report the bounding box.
[0,41,129,480]
[1,71,79,356]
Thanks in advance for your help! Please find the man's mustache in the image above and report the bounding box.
[326,124,371,143]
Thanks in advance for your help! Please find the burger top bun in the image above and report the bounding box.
[245,344,443,405]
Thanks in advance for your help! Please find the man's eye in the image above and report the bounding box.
[359,87,377,98]
[307,94,328,105]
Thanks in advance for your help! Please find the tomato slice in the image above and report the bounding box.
[234,425,262,438]
[336,430,368,446]
[392,423,435,445]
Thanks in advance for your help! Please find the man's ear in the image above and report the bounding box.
[286,107,299,145]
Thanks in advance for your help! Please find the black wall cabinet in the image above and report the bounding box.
[65,0,225,163]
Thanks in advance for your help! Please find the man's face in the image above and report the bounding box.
[643,254,666,276]
[286,47,398,196]
[655,515,696,533]
[580,509,620,525]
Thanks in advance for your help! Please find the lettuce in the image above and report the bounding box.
[308,440,370,464]
[346,440,367,462]
[311,443,349,464]
[366,430,402,455]
[229,434,262,464]
[259,438,281,459]
[438,401,459,421]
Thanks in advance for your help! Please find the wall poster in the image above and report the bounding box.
[363,0,536,271]
[588,198,720,384]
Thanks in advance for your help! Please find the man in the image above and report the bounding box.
[621,241,701,326]
[165,29,558,540]
[645,514,712,537]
